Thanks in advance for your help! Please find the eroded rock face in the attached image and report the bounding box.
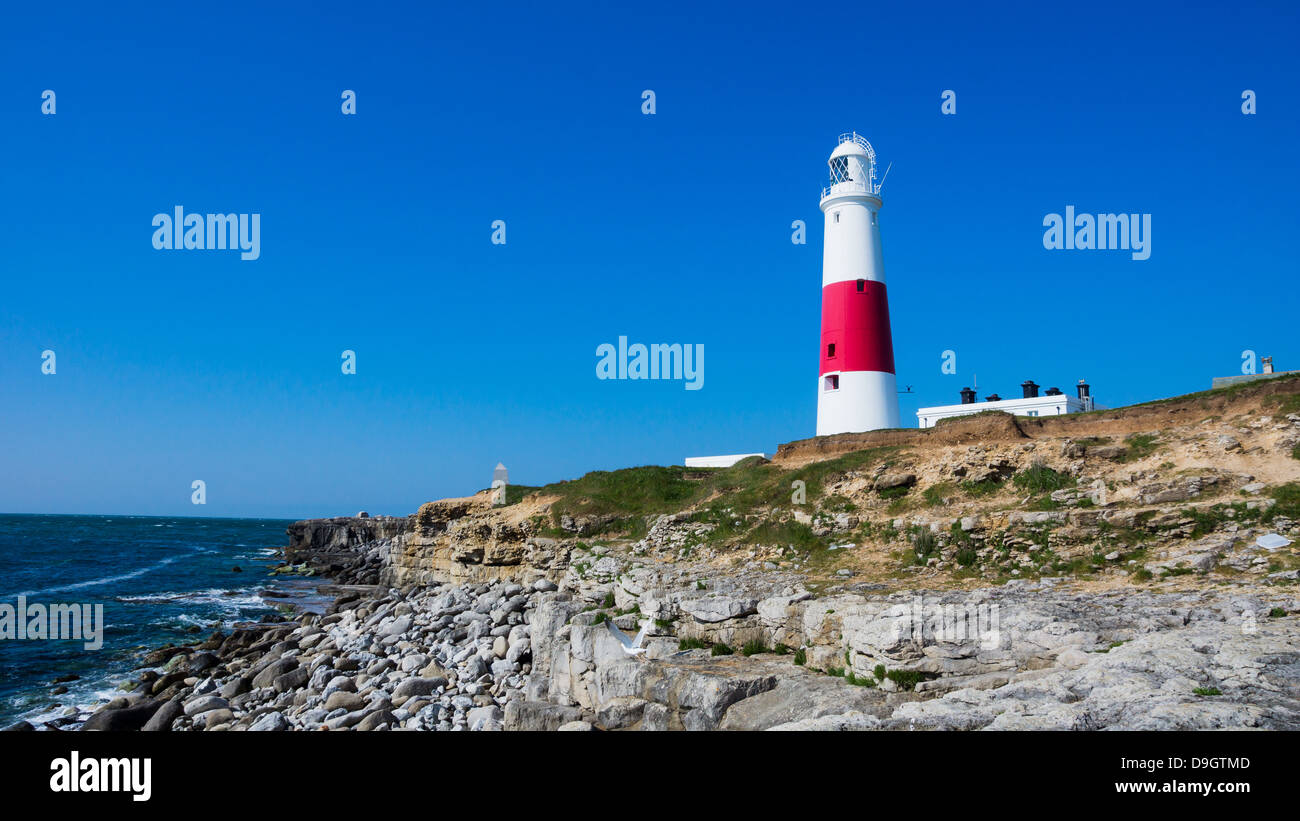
[522,580,1300,731]
[382,498,566,588]
[284,515,411,585]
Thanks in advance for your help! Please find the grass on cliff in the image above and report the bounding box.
[1110,371,1300,411]
[511,448,901,535]
[1119,433,1160,462]
[1268,482,1300,521]
[1012,460,1074,493]
[1264,389,1300,416]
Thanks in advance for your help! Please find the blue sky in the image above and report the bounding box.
[2,1,1297,518]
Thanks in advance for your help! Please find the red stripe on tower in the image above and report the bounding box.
[819,279,895,376]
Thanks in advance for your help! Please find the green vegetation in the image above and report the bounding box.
[1269,607,1287,618]
[746,519,823,551]
[540,466,697,519]
[504,484,541,504]
[873,664,886,681]
[741,638,770,656]
[1120,433,1160,462]
[1193,686,1222,697]
[602,591,615,608]
[1117,371,1300,411]
[1267,482,1300,522]
[772,643,791,655]
[1074,436,1112,447]
[677,636,709,651]
[710,642,734,657]
[922,482,955,507]
[1012,460,1073,493]
[963,478,1003,497]
[910,529,938,566]
[885,669,934,691]
[793,647,806,666]
[821,495,857,512]
[1264,390,1300,416]
[504,448,904,537]
[1026,495,1062,511]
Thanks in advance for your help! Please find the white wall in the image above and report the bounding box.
[817,370,901,435]
[684,453,766,468]
[917,395,1085,428]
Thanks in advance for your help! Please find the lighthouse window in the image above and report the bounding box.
[856,279,865,292]
[826,343,835,357]
[871,212,877,225]
[824,375,839,391]
[833,212,840,223]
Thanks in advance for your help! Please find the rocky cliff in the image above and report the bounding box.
[67,375,1299,732]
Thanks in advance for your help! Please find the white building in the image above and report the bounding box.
[684,453,766,468]
[917,380,1097,429]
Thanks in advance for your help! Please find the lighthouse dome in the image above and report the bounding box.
[830,140,868,160]
[829,131,876,161]
[825,132,877,195]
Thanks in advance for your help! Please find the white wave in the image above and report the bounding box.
[14,555,183,597]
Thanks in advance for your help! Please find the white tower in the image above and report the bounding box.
[816,132,901,436]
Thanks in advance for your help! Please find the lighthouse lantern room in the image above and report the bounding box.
[816,132,901,436]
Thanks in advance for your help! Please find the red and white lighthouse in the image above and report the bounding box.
[816,132,900,435]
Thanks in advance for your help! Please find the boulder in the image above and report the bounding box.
[874,473,917,490]
[557,720,594,731]
[182,695,229,717]
[82,699,161,732]
[141,699,184,732]
[324,691,366,712]
[251,657,298,690]
[503,700,584,731]
[248,711,289,732]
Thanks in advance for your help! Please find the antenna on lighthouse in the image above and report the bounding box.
[877,162,894,194]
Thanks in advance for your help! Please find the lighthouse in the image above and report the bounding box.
[816,132,900,436]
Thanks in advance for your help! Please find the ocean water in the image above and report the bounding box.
[0,514,294,727]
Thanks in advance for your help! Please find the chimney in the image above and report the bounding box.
[1076,379,1090,400]
[985,393,1002,402]
[1263,356,1274,374]
[1045,387,1063,396]
[960,387,976,404]
[1021,380,1039,398]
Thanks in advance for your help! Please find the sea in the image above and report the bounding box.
[0,513,299,727]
